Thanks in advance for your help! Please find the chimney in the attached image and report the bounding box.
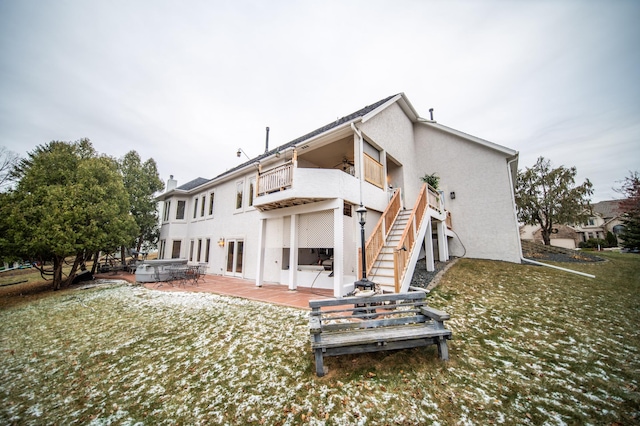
[166,175,177,191]
[429,108,434,121]
[265,126,270,153]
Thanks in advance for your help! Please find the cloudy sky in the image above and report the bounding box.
[1,0,638,201]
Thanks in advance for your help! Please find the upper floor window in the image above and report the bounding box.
[588,218,595,226]
[176,200,186,220]
[236,181,244,210]
[248,177,256,207]
[200,196,206,217]
[163,201,171,222]
[209,192,215,216]
[193,197,199,219]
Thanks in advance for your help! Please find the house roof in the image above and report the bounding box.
[215,94,398,179]
[158,94,398,197]
[592,200,622,219]
[176,177,210,191]
[161,92,518,196]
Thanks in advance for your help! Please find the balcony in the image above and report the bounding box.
[254,161,388,212]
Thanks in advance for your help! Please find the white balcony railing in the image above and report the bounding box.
[257,162,293,196]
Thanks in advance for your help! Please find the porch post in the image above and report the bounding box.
[425,217,435,272]
[288,214,298,291]
[437,220,449,262]
[255,218,266,287]
[333,205,344,298]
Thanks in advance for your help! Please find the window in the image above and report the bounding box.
[209,192,215,216]
[236,181,244,210]
[200,196,205,217]
[613,224,625,235]
[588,217,595,226]
[159,240,166,259]
[197,239,202,262]
[171,240,182,259]
[176,200,186,220]
[189,240,194,261]
[248,177,256,207]
[163,201,171,222]
[205,238,211,262]
[193,197,199,219]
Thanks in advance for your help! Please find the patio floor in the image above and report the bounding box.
[97,272,334,310]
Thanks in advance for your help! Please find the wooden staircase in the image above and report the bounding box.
[368,209,412,292]
[362,184,445,293]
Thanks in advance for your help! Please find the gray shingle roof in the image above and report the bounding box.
[214,94,398,180]
[170,94,398,193]
[176,177,211,191]
[592,200,622,219]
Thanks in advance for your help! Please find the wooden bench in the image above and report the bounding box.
[309,291,452,377]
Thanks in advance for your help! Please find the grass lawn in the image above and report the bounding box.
[1,253,639,425]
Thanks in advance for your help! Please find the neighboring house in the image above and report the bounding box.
[520,224,582,249]
[577,200,625,242]
[156,93,522,297]
[520,200,625,249]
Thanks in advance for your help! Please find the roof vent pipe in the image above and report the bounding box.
[429,108,434,121]
[265,127,270,153]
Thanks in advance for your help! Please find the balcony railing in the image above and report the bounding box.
[364,153,384,189]
[257,162,293,196]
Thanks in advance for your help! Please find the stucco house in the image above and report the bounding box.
[156,93,522,297]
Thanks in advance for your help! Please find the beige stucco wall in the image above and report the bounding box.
[413,124,521,263]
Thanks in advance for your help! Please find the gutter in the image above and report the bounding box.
[506,157,595,279]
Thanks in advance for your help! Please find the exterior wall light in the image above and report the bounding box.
[450,191,456,200]
[218,238,225,247]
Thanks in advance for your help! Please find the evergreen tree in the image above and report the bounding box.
[2,139,137,289]
[119,151,164,254]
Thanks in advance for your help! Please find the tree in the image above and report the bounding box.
[118,151,164,255]
[0,146,20,191]
[2,139,138,290]
[617,171,640,249]
[515,157,593,246]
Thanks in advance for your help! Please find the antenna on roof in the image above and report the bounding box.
[429,108,434,121]
[265,126,270,153]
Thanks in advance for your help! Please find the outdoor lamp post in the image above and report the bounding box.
[355,204,374,291]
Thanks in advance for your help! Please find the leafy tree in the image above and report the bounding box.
[617,171,640,249]
[2,139,138,290]
[515,157,593,246]
[0,146,20,191]
[118,151,164,256]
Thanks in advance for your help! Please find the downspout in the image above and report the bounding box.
[351,122,364,206]
[507,156,595,279]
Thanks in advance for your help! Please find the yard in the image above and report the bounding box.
[1,252,639,425]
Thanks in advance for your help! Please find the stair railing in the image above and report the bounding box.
[360,188,402,279]
[393,184,429,292]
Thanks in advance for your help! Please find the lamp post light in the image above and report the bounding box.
[355,204,375,292]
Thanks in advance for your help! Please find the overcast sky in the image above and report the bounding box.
[1,0,638,202]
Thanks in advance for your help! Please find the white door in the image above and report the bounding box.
[225,239,244,277]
